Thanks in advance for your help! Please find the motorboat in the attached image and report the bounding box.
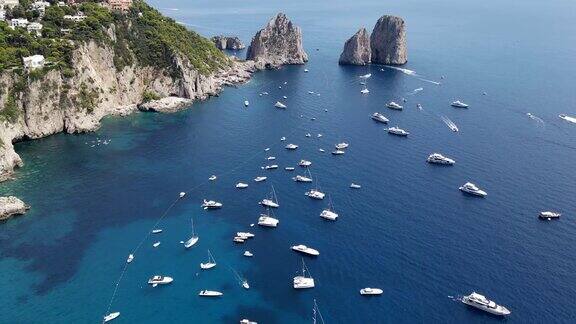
[386,101,403,110]
[335,142,349,150]
[317,133,323,138]
[267,156,276,160]
[459,182,487,197]
[283,95,288,99]
[387,126,409,136]
[233,236,246,243]
[360,288,383,295]
[236,232,255,239]
[293,175,312,182]
[350,183,361,189]
[254,176,267,182]
[244,100,249,107]
[319,149,325,152]
[285,167,295,171]
[372,112,389,123]
[539,211,561,220]
[262,165,278,170]
[103,312,120,323]
[126,254,134,263]
[293,259,315,289]
[274,101,287,109]
[280,137,286,141]
[184,216,199,248]
[179,192,186,198]
[151,229,162,234]
[308,91,315,94]
[332,150,345,155]
[202,199,223,209]
[209,175,217,181]
[264,148,270,151]
[462,292,510,316]
[360,88,370,94]
[200,250,217,269]
[285,143,298,150]
[236,182,249,189]
[242,280,250,289]
[298,159,312,167]
[304,69,309,72]
[291,244,320,256]
[152,242,161,248]
[305,133,312,137]
[451,100,469,108]
[240,319,257,324]
[305,189,325,200]
[148,275,173,287]
[258,210,279,227]
[259,185,279,208]
[427,153,455,165]
[198,290,223,297]
[243,251,253,257]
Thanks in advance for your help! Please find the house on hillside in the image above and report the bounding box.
[0,9,6,21]
[106,0,132,12]
[23,55,46,70]
[9,18,29,29]
[63,12,86,22]
[27,22,43,36]
[0,0,19,9]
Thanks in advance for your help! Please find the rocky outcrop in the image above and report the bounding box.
[339,28,371,65]
[246,13,308,69]
[0,196,29,221]
[370,15,407,65]
[0,39,256,181]
[212,36,245,50]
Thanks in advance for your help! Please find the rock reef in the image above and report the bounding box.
[246,13,308,69]
[370,15,407,65]
[211,36,246,50]
[0,196,29,221]
[339,28,371,65]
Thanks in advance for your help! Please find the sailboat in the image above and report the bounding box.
[200,250,216,269]
[293,168,313,182]
[259,185,279,208]
[305,173,325,200]
[258,208,279,227]
[293,258,315,289]
[320,196,339,220]
[312,299,326,324]
[184,216,199,249]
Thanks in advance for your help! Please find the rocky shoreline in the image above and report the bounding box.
[0,196,29,221]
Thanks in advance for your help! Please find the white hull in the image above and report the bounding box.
[200,263,216,269]
[360,288,383,295]
[199,290,223,297]
[259,199,279,208]
[462,294,510,316]
[258,216,279,227]
[291,245,320,256]
[236,183,249,188]
[254,177,267,182]
[184,236,199,248]
[293,276,315,289]
[148,276,173,287]
[320,209,338,220]
[103,312,120,322]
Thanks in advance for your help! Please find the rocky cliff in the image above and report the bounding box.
[246,13,308,69]
[339,28,371,65]
[0,40,255,181]
[370,15,407,65]
[0,196,29,221]
[212,36,246,50]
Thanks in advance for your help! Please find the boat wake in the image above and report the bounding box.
[407,87,424,95]
[382,66,441,85]
[527,113,545,125]
[560,114,576,124]
[418,78,441,85]
[441,116,459,132]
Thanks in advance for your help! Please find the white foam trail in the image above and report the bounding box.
[359,73,372,79]
[160,8,180,11]
[527,113,545,125]
[418,78,441,85]
[441,116,459,132]
[383,66,417,76]
[407,87,424,95]
[560,114,576,124]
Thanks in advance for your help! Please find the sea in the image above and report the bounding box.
[1,0,576,322]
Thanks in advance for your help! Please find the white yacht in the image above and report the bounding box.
[559,114,576,124]
[372,112,389,123]
[298,159,312,167]
[202,199,223,209]
[283,95,288,99]
[237,232,255,239]
[293,259,315,289]
[198,290,223,297]
[335,142,349,150]
[200,250,217,269]
[244,100,249,107]
[254,176,267,182]
[387,126,409,136]
[462,292,510,316]
[126,254,134,263]
[293,175,312,182]
[459,182,487,197]
[319,149,325,153]
[262,165,278,170]
[360,88,370,94]
[387,101,403,110]
[280,136,286,141]
[320,198,339,220]
[350,183,361,189]
[267,156,276,160]
[305,189,325,200]
[103,312,120,323]
[332,150,345,155]
[274,101,287,109]
[152,242,161,248]
[285,167,295,171]
[148,275,173,287]
[258,209,279,227]
[360,288,383,295]
[179,192,186,198]
[209,175,217,181]
[151,229,162,234]
[242,280,250,289]
[233,236,246,243]
[451,100,469,108]
[427,153,455,165]
[243,251,253,257]
[184,217,199,249]
[539,211,561,220]
[291,244,320,256]
[259,185,280,208]
[236,182,249,189]
[285,143,298,150]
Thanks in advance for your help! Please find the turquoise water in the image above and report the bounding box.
[2,0,576,322]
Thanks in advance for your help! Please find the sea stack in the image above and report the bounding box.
[339,28,371,65]
[0,196,29,221]
[370,15,407,65]
[211,36,246,50]
[246,13,308,69]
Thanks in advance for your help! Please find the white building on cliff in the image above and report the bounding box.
[23,55,46,71]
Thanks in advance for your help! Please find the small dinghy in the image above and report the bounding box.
[244,100,249,107]
[262,165,278,170]
[152,242,161,248]
[332,150,345,155]
[254,176,267,182]
[280,137,286,141]
[209,175,217,181]
[126,254,134,263]
[243,251,253,257]
[285,167,295,171]
[274,101,287,109]
[350,183,362,189]
[103,312,120,323]
[151,229,163,234]
[267,156,276,160]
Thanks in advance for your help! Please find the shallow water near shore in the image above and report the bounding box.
[2,0,576,322]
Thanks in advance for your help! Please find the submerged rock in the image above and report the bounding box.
[0,196,29,221]
[339,28,371,65]
[370,15,407,65]
[246,13,308,69]
[212,36,246,50]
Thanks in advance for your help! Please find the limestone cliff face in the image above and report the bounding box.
[246,13,308,69]
[0,196,29,221]
[0,41,255,181]
[370,15,407,65]
[339,28,371,65]
[212,36,245,50]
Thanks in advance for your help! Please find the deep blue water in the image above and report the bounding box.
[2,0,576,322]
